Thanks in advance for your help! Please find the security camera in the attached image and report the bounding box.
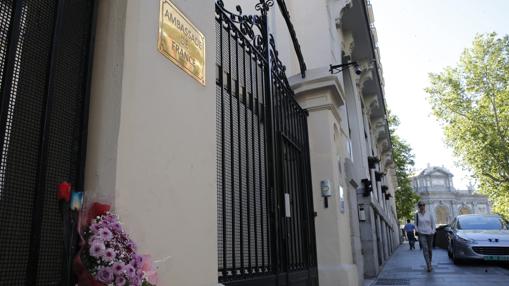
[354,63,362,75]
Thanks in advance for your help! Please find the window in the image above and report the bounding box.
[457,216,507,230]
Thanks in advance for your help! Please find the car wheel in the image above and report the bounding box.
[447,241,453,259]
[451,244,462,265]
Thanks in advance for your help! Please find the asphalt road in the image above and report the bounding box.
[366,242,509,286]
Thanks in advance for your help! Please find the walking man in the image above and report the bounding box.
[403,219,416,250]
[415,201,435,272]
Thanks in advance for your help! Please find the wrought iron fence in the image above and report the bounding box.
[216,1,317,285]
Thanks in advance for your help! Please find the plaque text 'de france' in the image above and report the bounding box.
[158,0,206,85]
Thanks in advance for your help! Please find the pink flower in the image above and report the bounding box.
[115,276,127,286]
[110,222,122,232]
[130,277,142,286]
[102,248,116,262]
[97,227,113,241]
[89,241,105,258]
[125,265,136,278]
[127,241,137,252]
[89,223,101,233]
[112,262,125,275]
[96,267,114,283]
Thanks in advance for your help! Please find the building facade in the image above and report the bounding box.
[412,166,491,225]
[279,0,400,282]
[0,0,398,285]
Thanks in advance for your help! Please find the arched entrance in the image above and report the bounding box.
[435,206,450,225]
[459,206,472,215]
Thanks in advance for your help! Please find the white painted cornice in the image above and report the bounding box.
[341,32,355,58]
[289,67,347,126]
[356,68,373,91]
[289,67,346,107]
[382,153,394,169]
[332,0,353,29]
[363,93,379,116]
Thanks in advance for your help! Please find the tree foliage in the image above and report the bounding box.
[388,112,420,222]
[426,33,509,219]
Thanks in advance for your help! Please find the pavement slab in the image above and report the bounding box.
[367,242,509,286]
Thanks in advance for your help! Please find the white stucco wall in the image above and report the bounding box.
[86,1,217,285]
[290,72,358,285]
[308,109,358,286]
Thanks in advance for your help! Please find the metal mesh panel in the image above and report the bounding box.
[0,1,55,284]
[0,0,13,93]
[216,8,272,282]
[0,0,94,284]
[216,2,316,285]
[274,85,312,272]
[36,0,94,284]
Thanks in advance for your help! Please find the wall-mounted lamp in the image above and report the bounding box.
[367,156,380,169]
[329,62,361,75]
[375,171,386,182]
[361,178,373,197]
[320,179,332,208]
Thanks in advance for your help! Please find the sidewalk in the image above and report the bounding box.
[366,242,509,286]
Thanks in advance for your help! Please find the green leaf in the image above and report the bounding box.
[388,111,420,221]
[425,33,509,219]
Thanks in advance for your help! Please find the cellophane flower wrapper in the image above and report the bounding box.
[75,204,157,286]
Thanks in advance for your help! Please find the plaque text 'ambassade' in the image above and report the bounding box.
[158,0,206,85]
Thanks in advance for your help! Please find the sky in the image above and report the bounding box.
[370,0,509,189]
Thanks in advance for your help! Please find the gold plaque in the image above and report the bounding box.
[158,0,206,85]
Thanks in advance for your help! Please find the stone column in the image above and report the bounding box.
[291,69,358,286]
[358,203,379,277]
[346,177,364,285]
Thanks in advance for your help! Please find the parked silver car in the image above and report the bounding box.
[447,214,509,264]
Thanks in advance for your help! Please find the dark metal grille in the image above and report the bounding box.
[0,0,13,94]
[216,4,272,280]
[36,0,95,284]
[0,2,57,284]
[216,1,317,285]
[0,0,95,284]
[473,246,509,255]
[271,44,317,278]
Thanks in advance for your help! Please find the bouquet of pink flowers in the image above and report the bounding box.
[74,203,158,286]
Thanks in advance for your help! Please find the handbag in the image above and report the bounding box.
[415,213,420,236]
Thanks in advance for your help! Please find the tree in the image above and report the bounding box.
[388,112,420,222]
[426,33,509,219]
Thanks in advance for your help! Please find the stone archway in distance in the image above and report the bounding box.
[459,206,472,215]
[435,205,450,225]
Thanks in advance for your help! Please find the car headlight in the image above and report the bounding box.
[457,236,477,244]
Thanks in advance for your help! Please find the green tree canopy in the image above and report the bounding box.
[426,33,509,219]
[388,112,420,222]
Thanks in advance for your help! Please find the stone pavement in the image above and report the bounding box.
[365,241,509,286]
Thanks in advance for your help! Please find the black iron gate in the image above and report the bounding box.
[0,0,96,285]
[216,1,317,285]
